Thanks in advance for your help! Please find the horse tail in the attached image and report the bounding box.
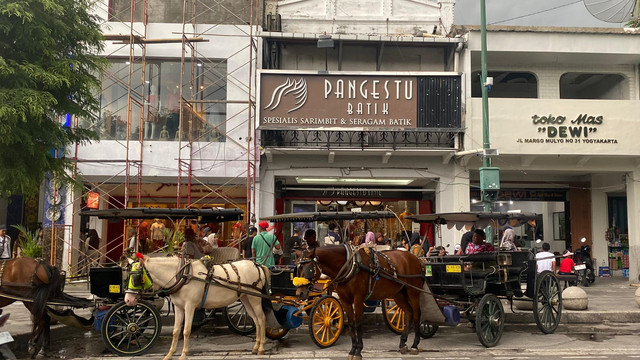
[258,265,279,328]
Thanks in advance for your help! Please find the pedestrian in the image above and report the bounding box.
[325,223,341,245]
[364,231,376,246]
[86,229,101,267]
[182,228,212,259]
[252,221,280,267]
[284,226,302,265]
[535,242,556,273]
[0,225,11,260]
[243,226,257,259]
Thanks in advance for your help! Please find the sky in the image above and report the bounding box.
[454,0,626,28]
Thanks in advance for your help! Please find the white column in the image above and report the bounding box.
[258,169,275,220]
[591,174,611,271]
[627,169,640,285]
[435,163,470,249]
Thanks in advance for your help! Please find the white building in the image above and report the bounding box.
[460,26,640,283]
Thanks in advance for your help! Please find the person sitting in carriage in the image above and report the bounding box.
[182,228,213,259]
[466,229,496,254]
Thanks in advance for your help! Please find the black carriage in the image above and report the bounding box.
[405,212,562,347]
[79,207,249,356]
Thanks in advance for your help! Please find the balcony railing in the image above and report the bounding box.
[261,129,461,150]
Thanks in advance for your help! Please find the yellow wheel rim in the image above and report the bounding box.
[311,297,343,347]
[384,299,405,333]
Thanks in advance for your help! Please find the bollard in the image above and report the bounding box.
[562,286,588,310]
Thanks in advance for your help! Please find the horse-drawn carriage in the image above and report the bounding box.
[401,212,563,347]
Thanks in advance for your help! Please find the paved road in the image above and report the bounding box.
[8,319,640,359]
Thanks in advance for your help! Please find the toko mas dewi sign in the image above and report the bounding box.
[259,72,418,129]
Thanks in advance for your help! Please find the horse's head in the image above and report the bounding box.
[292,247,320,300]
[124,253,153,306]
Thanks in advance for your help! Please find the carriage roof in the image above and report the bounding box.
[79,207,243,222]
[260,210,396,223]
[406,211,537,229]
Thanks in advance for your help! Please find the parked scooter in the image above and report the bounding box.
[574,237,596,287]
[0,309,16,360]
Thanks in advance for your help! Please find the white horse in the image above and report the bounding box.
[124,255,271,360]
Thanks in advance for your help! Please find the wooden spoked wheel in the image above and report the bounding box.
[101,300,162,356]
[224,301,256,335]
[309,295,344,348]
[475,294,504,348]
[382,298,404,334]
[533,270,562,334]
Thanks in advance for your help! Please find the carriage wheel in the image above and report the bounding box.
[418,322,439,339]
[309,295,344,348]
[382,298,404,335]
[533,271,562,334]
[475,294,504,348]
[266,326,289,340]
[101,300,162,356]
[224,301,256,335]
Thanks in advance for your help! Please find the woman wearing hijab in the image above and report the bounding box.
[500,228,517,251]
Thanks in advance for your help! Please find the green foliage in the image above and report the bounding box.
[12,224,42,258]
[161,228,184,253]
[0,0,107,197]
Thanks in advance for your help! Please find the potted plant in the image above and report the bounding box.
[12,225,42,258]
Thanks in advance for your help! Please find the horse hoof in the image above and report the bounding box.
[347,356,353,360]
[399,346,409,354]
[410,348,419,355]
[258,350,265,355]
[252,349,258,355]
[353,356,362,360]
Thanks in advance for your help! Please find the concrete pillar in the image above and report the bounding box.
[435,163,470,248]
[258,168,275,220]
[627,169,640,285]
[591,174,611,270]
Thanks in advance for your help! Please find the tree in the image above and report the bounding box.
[0,0,105,197]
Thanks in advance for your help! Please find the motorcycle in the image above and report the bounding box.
[574,241,596,287]
[0,309,16,360]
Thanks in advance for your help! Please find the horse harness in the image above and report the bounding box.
[130,257,268,307]
[0,258,56,302]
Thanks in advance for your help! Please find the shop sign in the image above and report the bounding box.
[471,189,567,202]
[516,113,618,145]
[283,187,423,200]
[86,191,100,209]
[260,73,417,129]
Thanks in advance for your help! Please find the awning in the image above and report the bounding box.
[79,207,243,223]
[406,212,537,230]
[261,211,397,223]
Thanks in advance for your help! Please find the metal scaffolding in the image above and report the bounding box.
[52,0,260,279]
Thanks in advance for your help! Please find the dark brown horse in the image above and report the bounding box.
[0,257,64,357]
[297,244,424,360]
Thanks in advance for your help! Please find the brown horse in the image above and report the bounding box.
[297,244,424,360]
[0,257,64,357]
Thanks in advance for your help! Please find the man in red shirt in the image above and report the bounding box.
[558,250,575,274]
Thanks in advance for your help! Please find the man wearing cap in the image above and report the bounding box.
[558,250,575,275]
[0,225,11,260]
[252,221,281,267]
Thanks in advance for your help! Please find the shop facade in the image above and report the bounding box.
[461,26,640,283]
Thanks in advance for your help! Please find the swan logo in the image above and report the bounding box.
[264,77,308,113]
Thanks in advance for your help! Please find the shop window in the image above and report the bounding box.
[471,71,537,98]
[108,0,250,24]
[84,59,227,142]
[560,73,627,100]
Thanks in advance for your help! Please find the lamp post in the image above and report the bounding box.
[479,0,499,242]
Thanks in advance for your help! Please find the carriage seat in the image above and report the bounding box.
[556,273,578,289]
[461,253,498,263]
[208,247,240,264]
